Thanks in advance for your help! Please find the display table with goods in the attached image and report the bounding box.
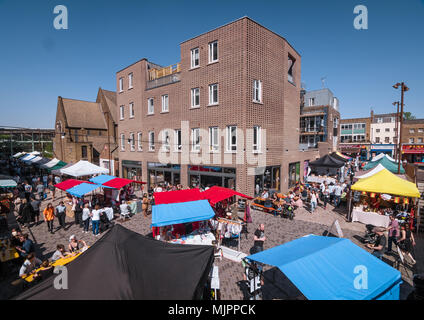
[351,207,391,228]
[306,175,336,185]
[168,229,216,246]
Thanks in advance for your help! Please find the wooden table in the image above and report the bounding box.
[0,239,19,263]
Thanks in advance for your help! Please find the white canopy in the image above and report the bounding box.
[59,160,109,177]
[41,158,60,168]
[371,153,396,163]
[21,154,36,161]
[29,156,43,163]
[355,164,386,179]
[13,152,24,158]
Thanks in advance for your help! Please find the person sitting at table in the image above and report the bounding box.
[51,244,71,262]
[19,253,42,278]
[68,235,87,253]
[119,200,130,220]
[366,227,386,260]
[33,260,54,283]
[260,189,269,199]
[15,233,34,258]
[10,228,23,247]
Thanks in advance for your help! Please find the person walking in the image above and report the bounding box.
[385,214,399,254]
[18,198,32,227]
[35,182,45,201]
[23,181,32,202]
[55,201,67,230]
[48,181,55,200]
[142,194,149,217]
[398,224,416,265]
[90,204,101,236]
[323,186,330,210]
[43,203,55,234]
[310,190,318,213]
[74,198,83,228]
[30,195,41,225]
[333,183,343,208]
[82,203,91,233]
[253,224,266,253]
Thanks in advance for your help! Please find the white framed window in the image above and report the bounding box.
[409,129,415,133]
[161,95,169,112]
[253,126,261,152]
[119,77,123,92]
[209,83,218,105]
[162,130,170,151]
[226,125,237,152]
[174,129,182,152]
[418,138,423,143]
[149,131,155,151]
[137,132,142,151]
[191,88,200,108]
[192,128,200,152]
[375,137,380,143]
[253,80,262,103]
[418,128,424,133]
[128,73,133,89]
[120,134,125,151]
[119,105,124,120]
[129,102,134,118]
[384,137,390,143]
[209,127,219,152]
[148,98,154,114]
[208,41,218,63]
[308,98,315,106]
[130,133,135,151]
[409,138,415,144]
[377,118,383,123]
[385,128,390,132]
[376,129,380,133]
[190,48,199,68]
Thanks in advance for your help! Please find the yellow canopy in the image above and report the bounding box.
[351,168,420,198]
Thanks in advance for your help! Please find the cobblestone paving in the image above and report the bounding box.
[5,192,423,300]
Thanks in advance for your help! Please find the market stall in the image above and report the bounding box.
[153,188,204,205]
[308,154,345,176]
[363,156,404,174]
[350,168,420,227]
[246,235,402,300]
[58,160,108,177]
[330,152,349,163]
[40,158,60,169]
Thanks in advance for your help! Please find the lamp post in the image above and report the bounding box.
[392,101,400,160]
[393,82,409,174]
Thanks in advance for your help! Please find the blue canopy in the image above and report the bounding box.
[89,175,116,184]
[66,182,102,198]
[152,200,215,227]
[247,235,402,300]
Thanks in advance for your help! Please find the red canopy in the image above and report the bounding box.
[202,186,253,206]
[54,179,92,191]
[103,177,146,189]
[154,188,204,205]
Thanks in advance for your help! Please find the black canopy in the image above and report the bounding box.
[16,225,214,300]
[330,152,349,163]
[309,154,345,168]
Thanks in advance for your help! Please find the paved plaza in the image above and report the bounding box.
[2,191,422,300]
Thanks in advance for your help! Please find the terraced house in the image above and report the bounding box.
[116,17,318,195]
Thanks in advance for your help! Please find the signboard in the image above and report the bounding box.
[402,145,424,154]
[327,219,344,238]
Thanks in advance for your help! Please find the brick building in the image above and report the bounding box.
[299,88,340,151]
[53,88,119,175]
[340,116,371,160]
[401,119,424,163]
[116,17,318,196]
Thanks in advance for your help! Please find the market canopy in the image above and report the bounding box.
[59,160,109,177]
[16,225,214,300]
[152,199,215,227]
[66,183,103,198]
[33,158,51,167]
[0,175,17,188]
[330,152,349,163]
[371,153,396,162]
[363,156,405,174]
[351,168,420,198]
[48,160,67,172]
[355,164,386,179]
[51,162,73,175]
[41,158,60,169]
[247,235,402,300]
[20,154,36,162]
[309,154,345,168]
[89,174,146,189]
[153,188,204,205]
[54,179,92,192]
[202,186,253,206]
[12,152,24,158]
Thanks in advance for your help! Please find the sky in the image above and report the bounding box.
[0,0,423,128]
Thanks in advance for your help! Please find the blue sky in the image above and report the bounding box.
[0,0,423,128]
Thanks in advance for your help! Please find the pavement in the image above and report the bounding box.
[2,192,423,300]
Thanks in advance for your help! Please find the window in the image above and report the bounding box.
[128,73,133,89]
[308,98,315,106]
[253,126,261,152]
[208,41,218,63]
[148,98,154,114]
[253,80,262,103]
[288,55,296,84]
[81,146,87,158]
[418,138,423,143]
[226,126,237,152]
[149,131,155,151]
[192,128,200,152]
[190,48,199,68]
[376,129,380,133]
[209,83,218,105]
[120,105,124,120]
[377,118,383,123]
[161,95,169,112]
[119,77,123,92]
[410,129,415,134]
[120,134,125,151]
[419,128,424,133]
[162,130,170,151]
[130,133,135,151]
[191,88,200,107]
[391,117,395,123]
[209,127,219,152]
[375,137,380,143]
[86,130,91,136]
[409,138,415,144]
[385,137,390,143]
[174,129,182,151]
[385,128,390,132]
[129,102,134,118]
[137,132,142,151]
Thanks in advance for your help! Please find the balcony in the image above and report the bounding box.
[147,63,181,90]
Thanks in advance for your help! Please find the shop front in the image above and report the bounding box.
[122,160,142,180]
[288,162,300,188]
[254,166,281,196]
[402,144,424,163]
[188,166,236,190]
[370,144,395,160]
[148,162,181,189]
[340,144,369,161]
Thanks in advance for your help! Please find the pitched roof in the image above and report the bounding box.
[98,88,117,123]
[61,98,107,129]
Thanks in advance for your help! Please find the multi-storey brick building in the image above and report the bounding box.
[53,88,119,175]
[401,119,424,163]
[116,17,318,196]
[299,88,340,151]
[340,116,371,160]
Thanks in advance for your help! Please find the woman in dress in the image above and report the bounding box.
[398,224,416,265]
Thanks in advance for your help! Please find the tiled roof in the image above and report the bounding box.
[62,98,107,129]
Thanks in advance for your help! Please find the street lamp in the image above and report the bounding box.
[392,101,400,160]
[393,82,409,174]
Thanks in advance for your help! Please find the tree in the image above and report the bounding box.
[403,112,416,120]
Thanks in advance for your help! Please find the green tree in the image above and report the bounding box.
[403,112,416,120]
